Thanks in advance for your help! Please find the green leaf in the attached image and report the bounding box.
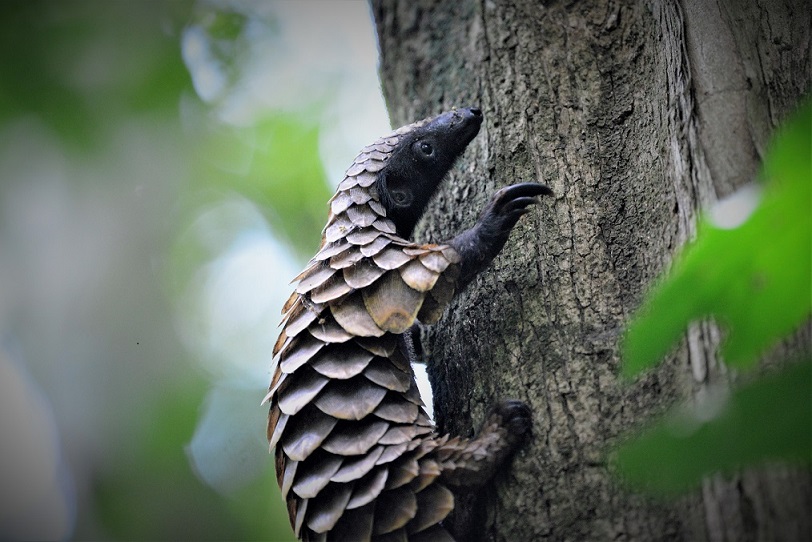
[612,360,812,494]
[622,99,812,376]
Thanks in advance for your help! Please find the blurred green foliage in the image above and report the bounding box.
[614,361,810,493]
[614,98,812,493]
[191,113,333,261]
[0,1,192,151]
[0,1,330,540]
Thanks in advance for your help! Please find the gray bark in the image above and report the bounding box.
[372,1,811,541]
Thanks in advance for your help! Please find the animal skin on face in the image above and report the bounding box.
[265,108,553,541]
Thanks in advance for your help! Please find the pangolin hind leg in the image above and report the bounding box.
[404,329,531,489]
[431,400,531,488]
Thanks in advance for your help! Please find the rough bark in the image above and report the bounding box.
[372,1,811,541]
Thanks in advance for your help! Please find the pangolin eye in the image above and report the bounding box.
[392,190,412,206]
[419,141,433,156]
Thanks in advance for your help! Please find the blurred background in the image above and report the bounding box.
[0,1,394,540]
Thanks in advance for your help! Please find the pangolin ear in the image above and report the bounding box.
[378,169,415,210]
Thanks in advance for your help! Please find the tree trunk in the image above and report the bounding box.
[371,1,811,541]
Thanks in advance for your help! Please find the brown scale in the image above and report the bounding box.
[265,113,526,541]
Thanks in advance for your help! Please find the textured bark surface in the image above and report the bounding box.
[372,1,811,541]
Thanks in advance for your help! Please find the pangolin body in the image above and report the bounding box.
[265,108,552,541]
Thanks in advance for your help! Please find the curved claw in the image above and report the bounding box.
[502,196,541,214]
[480,182,552,236]
[486,182,553,225]
[492,182,553,210]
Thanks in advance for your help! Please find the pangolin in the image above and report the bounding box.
[264,107,552,541]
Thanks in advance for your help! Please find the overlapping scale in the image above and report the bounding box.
[399,259,440,292]
[373,218,397,234]
[328,245,365,269]
[328,503,374,540]
[360,235,392,257]
[295,263,336,294]
[361,159,386,173]
[377,442,410,465]
[440,246,461,263]
[308,316,354,343]
[279,297,302,326]
[314,377,387,420]
[387,341,412,373]
[315,240,350,261]
[277,368,329,416]
[368,198,386,216]
[403,381,426,406]
[344,258,387,289]
[409,460,441,493]
[282,407,338,462]
[418,249,451,273]
[268,411,288,450]
[292,453,343,499]
[345,162,367,177]
[373,488,417,535]
[379,424,424,446]
[306,482,353,533]
[359,142,391,154]
[280,458,297,499]
[309,274,353,304]
[347,227,383,245]
[373,247,413,270]
[337,176,358,191]
[415,411,433,428]
[354,149,388,163]
[324,214,356,243]
[283,304,322,338]
[355,171,378,188]
[408,484,455,535]
[402,246,431,257]
[362,271,425,333]
[309,342,374,379]
[356,334,399,357]
[330,445,385,483]
[331,292,386,337]
[384,455,420,490]
[346,468,388,509]
[364,357,411,393]
[281,291,298,313]
[293,498,308,538]
[264,371,288,404]
[347,204,379,227]
[329,191,354,215]
[274,331,295,359]
[350,187,373,204]
[321,419,390,456]
[374,395,419,424]
[279,333,325,374]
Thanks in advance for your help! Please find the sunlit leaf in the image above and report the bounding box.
[612,360,811,493]
[623,99,812,376]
